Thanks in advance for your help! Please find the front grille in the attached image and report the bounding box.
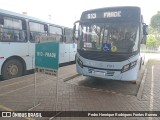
[78,50,132,62]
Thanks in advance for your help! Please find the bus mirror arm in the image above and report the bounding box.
[73,33,78,41]
[141,23,148,44]
[74,20,80,25]
[73,20,79,41]
[73,20,79,32]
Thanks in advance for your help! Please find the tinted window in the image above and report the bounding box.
[29,22,47,42]
[0,16,26,42]
[64,28,73,43]
[4,17,22,29]
[49,26,62,42]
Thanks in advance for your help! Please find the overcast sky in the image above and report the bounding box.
[0,0,159,27]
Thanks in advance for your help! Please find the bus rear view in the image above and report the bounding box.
[73,6,148,81]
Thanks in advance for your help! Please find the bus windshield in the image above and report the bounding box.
[78,22,139,53]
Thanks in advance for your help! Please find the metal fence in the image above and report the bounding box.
[141,48,160,53]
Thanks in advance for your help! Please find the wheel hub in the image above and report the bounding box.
[7,64,18,76]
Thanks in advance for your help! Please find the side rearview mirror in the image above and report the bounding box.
[143,23,148,35]
[141,23,148,44]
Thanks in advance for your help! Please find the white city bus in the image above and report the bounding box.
[0,9,77,80]
[73,6,148,81]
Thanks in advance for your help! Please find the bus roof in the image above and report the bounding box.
[83,6,140,13]
[0,8,70,29]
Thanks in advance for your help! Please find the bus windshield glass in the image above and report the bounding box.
[78,22,139,53]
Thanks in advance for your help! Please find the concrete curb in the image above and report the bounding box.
[137,68,148,100]
[63,73,81,82]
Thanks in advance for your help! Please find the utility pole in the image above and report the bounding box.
[49,14,52,21]
[22,12,27,15]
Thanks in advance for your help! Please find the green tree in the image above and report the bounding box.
[148,26,154,34]
[146,34,158,49]
[150,11,160,32]
[150,11,160,47]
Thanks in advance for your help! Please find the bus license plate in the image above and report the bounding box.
[94,71,105,76]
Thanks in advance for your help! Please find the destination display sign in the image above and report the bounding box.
[35,35,58,43]
[35,42,59,76]
[80,7,141,22]
[87,11,121,19]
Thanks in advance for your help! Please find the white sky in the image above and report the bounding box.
[0,0,159,28]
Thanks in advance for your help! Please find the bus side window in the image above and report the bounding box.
[0,15,4,41]
[49,25,62,42]
[30,32,33,41]
[2,29,9,41]
[64,28,73,43]
[19,31,26,41]
[60,36,63,42]
[0,25,3,41]
[29,21,47,42]
[13,30,19,41]
[20,20,27,41]
[0,16,27,42]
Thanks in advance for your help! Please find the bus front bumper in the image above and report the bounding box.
[76,64,138,81]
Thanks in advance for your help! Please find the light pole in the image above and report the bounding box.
[49,14,52,21]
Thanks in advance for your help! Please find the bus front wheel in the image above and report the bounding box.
[2,59,23,80]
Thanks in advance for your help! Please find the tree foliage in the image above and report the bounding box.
[150,11,160,48]
[148,26,154,34]
[150,11,160,32]
[146,34,159,48]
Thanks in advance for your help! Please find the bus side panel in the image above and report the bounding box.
[64,44,70,62]
[0,59,5,75]
[69,43,77,62]
[0,42,28,58]
[59,43,65,64]
[0,42,29,73]
[24,56,34,70]
[59,43,70,64]
[28,42,35,69]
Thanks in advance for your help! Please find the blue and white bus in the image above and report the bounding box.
[0,9,77,80]
[73,6,148,81]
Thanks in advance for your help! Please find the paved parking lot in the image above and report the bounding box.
[65,66,144,96]
[0,53,160,120]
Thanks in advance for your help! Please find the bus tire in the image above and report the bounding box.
[2,59,23,80]
[142,56,145,65]
[139,59,142,70]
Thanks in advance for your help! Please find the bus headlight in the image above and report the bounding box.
[77,57,83,68]
[121,60,137,73]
